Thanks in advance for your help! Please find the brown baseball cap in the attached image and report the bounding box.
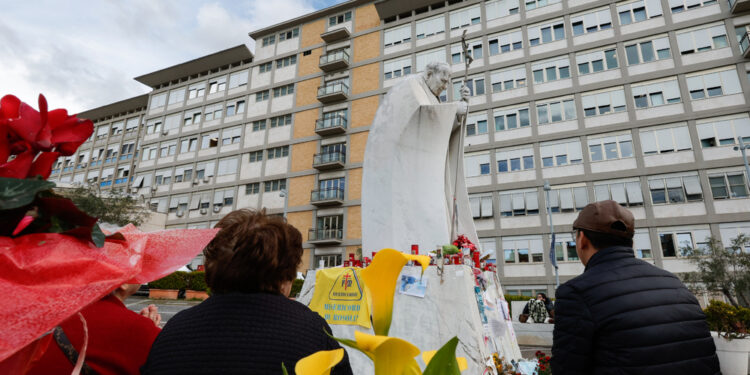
[572,200,635,239]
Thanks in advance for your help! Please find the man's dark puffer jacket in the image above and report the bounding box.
[551,246,721,375]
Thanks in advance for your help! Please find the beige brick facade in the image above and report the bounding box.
[288,175,315,207]
[301,18,325,49]
[296,78,321,107]
[292,108,319,139]
[347,168,362,200]
[349,132,368,164]
[291,140,316,172]
[354,3,379,33]
[351,63,379,95]
[351,95,379,128]
[298,47,322,78]
[346,205,361,240]
[353,32,380,63]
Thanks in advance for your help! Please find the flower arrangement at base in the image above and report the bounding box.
[0,94,219,372]
[291,248,469,375]
[535,351,551,375]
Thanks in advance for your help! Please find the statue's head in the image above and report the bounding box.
[421,62,451,96]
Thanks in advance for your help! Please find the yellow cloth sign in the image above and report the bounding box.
[309,267,371,328]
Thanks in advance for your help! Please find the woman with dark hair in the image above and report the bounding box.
[142,210,352,375]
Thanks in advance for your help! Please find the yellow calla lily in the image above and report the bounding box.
[361,248,431,336]
[421,350,468,372]
[354,330,421,375]
[294,348,345,375]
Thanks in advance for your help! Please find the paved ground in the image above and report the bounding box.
[124,296,203,328]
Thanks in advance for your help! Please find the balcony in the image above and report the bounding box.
[311,188,345,206]
[315,114,347,136]
[741,31,750,58]
[319,49,350,72]
[730,0,750,13]
[312,151,346,170]
[308,228,343,244]
[317,82,349,103]
[320,27,350,43]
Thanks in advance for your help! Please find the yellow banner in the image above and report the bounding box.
[309,267,371,328]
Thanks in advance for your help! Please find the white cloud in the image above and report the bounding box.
[0,0,343,114]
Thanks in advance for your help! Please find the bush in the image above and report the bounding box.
[148,271,188,290]
[186,271,208,291]
[290,278,305,298]
[704,300,750,339]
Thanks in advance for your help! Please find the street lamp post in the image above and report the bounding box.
[734,138,750,191]
[279,189,288,219]
[544,180,560,289]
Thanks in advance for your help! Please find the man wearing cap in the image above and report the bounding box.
[551,200,720,375]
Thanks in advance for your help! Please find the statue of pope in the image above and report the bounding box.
[361,61,479,257]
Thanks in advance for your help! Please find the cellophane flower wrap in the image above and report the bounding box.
[0,94,219,369]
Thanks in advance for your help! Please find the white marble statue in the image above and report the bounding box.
[362,62,479,257]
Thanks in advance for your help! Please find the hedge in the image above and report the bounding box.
[148,271,188,290]
[290,279,305,298]
[186,271,208,291]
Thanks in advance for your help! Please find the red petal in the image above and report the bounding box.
[0,150,34,178]
[8,102,42,144]
[28,151,60,179]
[0,125,9,162]
[0,95,21,120]
[37,94,47,128]
[47,109,69,130]
[50,118,92,144]
[55,142,82,156]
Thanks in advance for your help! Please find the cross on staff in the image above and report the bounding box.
[450,29,474,243]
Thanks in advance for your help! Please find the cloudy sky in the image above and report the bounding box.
[1,0,344,114]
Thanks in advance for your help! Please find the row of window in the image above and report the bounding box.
[455,66,744,137]
[467,115,750,175]
[468,171,748,223]
[492,221,747,265]
[150,70,249,109]
[258,55,298,73]
[384,0,720,50]
[261,27,299,47]
[91,117,141,140]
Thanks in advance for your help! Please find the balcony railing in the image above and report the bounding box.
[308,228,344,244]
[320,27,350,43]
[311,188,345,206]
[741,31,750,58]
[315,114,347,135]
[319,50,350,72]
[317,82,349,103]
[312,151,346,170]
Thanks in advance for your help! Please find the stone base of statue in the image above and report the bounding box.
[297,265,522,374]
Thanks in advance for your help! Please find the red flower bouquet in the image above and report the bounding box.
[452,234,477,252]
[0,95,219,370]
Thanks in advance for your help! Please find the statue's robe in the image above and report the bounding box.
[361,75,479,256]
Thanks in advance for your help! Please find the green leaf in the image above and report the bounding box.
[442,244,460,255]
[281,362,289,375]
[422,337,461,375]
[91,223,105,248]
[0,177,55,210]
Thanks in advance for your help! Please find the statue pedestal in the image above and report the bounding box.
[297,265,522,374]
